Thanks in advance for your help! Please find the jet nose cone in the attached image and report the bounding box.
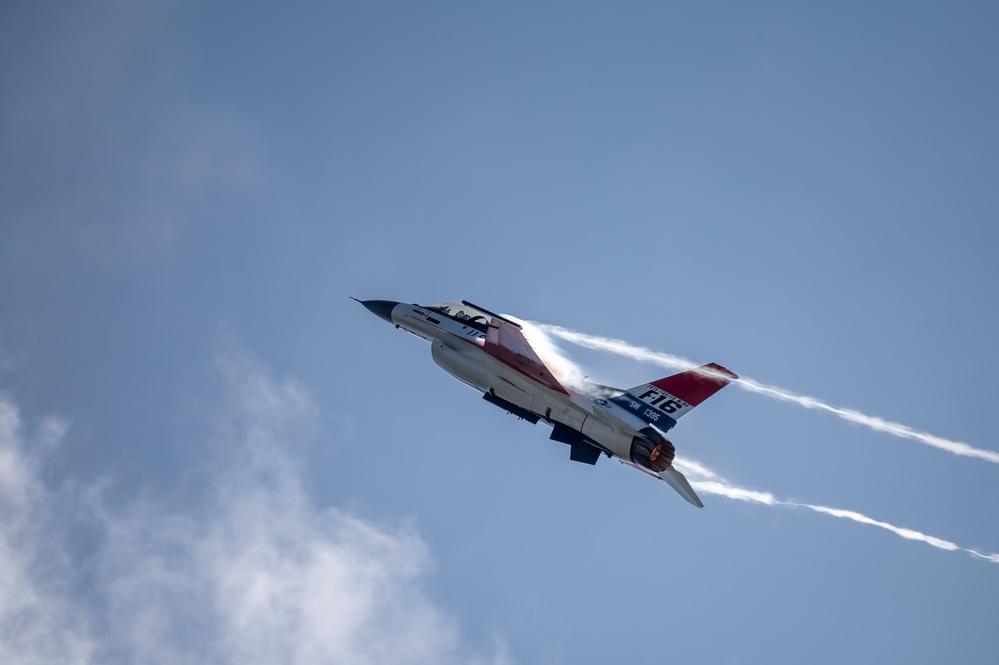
[352,298,400,324]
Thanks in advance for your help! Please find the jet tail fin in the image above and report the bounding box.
[659,467,704,508]
[611,363,738,430]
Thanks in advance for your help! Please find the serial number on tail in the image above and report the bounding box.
[625,400,663,422]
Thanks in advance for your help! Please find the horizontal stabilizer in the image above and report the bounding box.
[659,467,704,508]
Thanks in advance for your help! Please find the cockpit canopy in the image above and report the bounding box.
[427,302,490,332]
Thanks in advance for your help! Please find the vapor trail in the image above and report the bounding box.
[536,323,999,465]
[672,459,997,564]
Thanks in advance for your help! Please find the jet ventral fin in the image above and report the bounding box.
[549,423,603,465]
[569,442,601,465]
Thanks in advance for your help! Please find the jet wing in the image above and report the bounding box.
[483,318,570,395]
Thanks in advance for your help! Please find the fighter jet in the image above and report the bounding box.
[354,298,738,507]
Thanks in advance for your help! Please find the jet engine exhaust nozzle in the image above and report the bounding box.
[630,431,676,473]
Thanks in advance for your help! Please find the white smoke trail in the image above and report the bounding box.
[796,504,960,551]
[536,323,999,465]
[526,321,996,564]
[672,458,996,564]
[517,320,591,392]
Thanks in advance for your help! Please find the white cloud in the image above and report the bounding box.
[0,399,93,665]
[0,355,508,665]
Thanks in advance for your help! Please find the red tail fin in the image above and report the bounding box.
[648,363,738,407]
[611,363,738,427]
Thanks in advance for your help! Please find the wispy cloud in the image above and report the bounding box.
[535,323,999,465]
[674,458,995,564]
[0,355,509,665]
[0,399,93,665]
[514,320,591,392]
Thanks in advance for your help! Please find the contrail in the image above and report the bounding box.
[672,458,998,564]
[535,323,999,465]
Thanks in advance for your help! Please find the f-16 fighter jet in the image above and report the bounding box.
[354,298,738,507]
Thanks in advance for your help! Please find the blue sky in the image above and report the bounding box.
[2,2,997,663]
